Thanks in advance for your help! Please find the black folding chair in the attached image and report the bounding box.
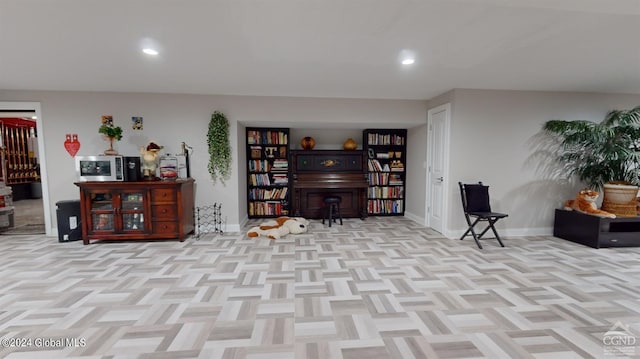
[459,182,508,249]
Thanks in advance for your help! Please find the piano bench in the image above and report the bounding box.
[322,196,343,227]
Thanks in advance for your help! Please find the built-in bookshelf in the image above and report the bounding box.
[246,127,290,218]
[363,129,407,215]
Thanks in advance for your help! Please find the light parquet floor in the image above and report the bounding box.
[0,217,639,358]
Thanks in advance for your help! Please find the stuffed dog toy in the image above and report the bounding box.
[247,216,309,240]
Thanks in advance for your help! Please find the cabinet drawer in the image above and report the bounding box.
[151,188,176,203]
[153,221,178,234]
[600,233,640,247]
[152,205,177,219]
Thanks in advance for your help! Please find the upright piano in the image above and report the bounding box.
[291,150,368,219]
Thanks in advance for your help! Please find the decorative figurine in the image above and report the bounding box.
[140,141,163,180]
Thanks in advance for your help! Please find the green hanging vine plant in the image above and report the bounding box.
[207,111,232,184]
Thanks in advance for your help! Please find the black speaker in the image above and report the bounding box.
[124,156,142,181]
[56,200,82,242]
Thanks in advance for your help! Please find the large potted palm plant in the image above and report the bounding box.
[542,105,640,216]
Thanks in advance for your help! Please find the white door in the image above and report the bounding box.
[426,103,450,234]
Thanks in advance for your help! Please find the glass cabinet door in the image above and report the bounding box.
[90,192,114,231]
[121,191,145,231]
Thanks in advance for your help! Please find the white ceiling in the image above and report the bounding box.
[1,0,639,100]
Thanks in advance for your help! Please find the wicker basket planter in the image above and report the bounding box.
[602,183,639,217]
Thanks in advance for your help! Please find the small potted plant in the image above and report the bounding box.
[99,122,123,155]
[542,105,640,216]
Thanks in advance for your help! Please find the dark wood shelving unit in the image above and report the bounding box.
[246,127,290,218]
[362,129,407,216]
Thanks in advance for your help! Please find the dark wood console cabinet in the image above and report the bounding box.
[553,209,640,248]
[75,179,195,244]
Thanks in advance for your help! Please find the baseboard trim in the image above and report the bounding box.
[450,227,553,239]
[403,211,425,226]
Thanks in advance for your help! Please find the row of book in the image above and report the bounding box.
[247,130,288,145]
[248,201,289,217]
[368,159,404,172]
[367,173,403,185]
[366,133,405,146]
[248,160,271,172]
[367,199,404,214]
[249,173,271,186]
[248,187,288,200]
[249,173,289,186]
[248,159,288,172]
[272,173,288,185]
[367,186,404,199]
[272,159,288,172]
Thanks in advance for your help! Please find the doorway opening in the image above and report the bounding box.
[0,103,50,235]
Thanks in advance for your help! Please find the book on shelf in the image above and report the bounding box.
[368,159,383,171]
[250,146,262,159]
[272,159,289,172]
[247,130,288,145]
[367,186,403,199]
[247,131,258,145]
[249,187,289,200]
[367,133,406,146]
[248,160,271,172]
[272,173,288,185]
[265,188,286,200]
[249,173,271,186]
[388,174,403,185]
[390,160,404,171]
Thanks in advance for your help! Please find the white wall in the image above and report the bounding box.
[442,89,640,237]
[0,90,427,234]
[4,88,638,237]
[404,124,427,223]
[289,128,364,150]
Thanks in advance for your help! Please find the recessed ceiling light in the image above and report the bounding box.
[402,58,415,65]
[31,116,37,120]
[142,48,159,56]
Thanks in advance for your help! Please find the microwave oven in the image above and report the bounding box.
[75,155,124,182]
